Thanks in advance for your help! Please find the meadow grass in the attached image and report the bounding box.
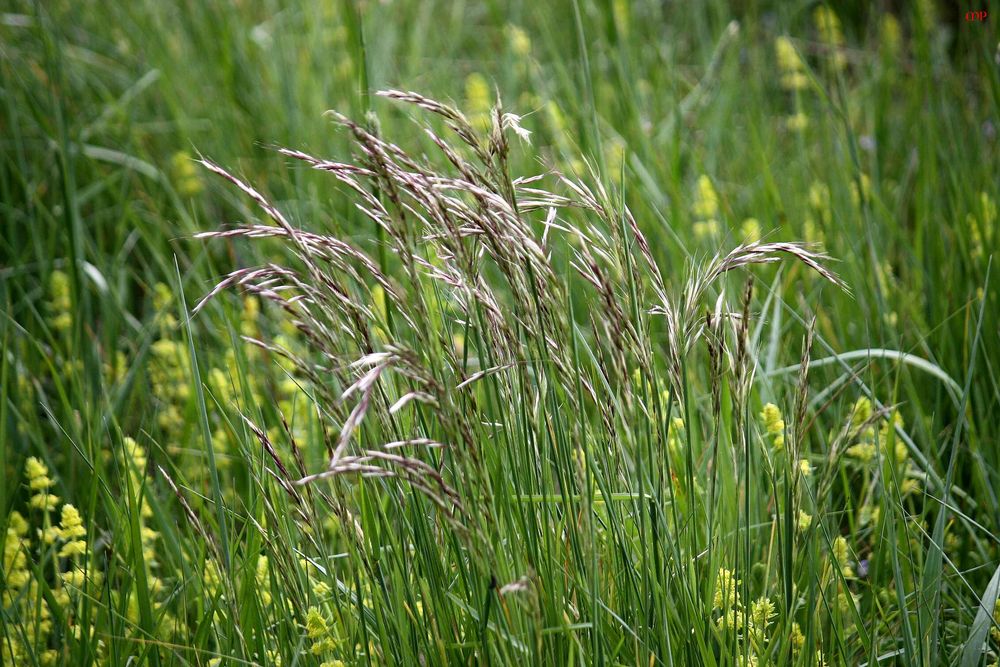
[2,1,999,665]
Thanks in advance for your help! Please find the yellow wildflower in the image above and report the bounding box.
[692,175,720,219]
[465,73,492,131]
[846,442,875,462]
[170,151,203,197]
[49,270,73,331]
[124,436,147,471]
[58,539,86,558]
[713,568,739,611]
[61,568,87,588]
[785,112,808,132]
[26,457,54,491]
[880,14,901,58]
[58,504,86,540]
[751,596,776,629]
[30,494,60,512]
[760,403,785,450]
[775,36,808,90]
[740,218,761,243]
[790,622,805,651]
[506,24,531,57]
[797,510,812,532]
[257,555,272,606]
[813,7,847,70]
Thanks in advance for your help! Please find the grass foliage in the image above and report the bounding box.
[2,1,999,665]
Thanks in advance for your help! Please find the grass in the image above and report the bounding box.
[1,1,999,665]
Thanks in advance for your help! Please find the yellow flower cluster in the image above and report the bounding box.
[760,403,785,450]
[813,7,847,70]
[713,567,739,612]
[171,151,204,197]
[740,218,761,243]
[49,270,73,332]
[831,535,853,577]
[27,456,60,511]
[3,511,31,591]
[789,621,805,652]
[692,175,720,240]
[506,24,531,57]
[5,460,104,665]
[306,606,339,656]
[57,504,86,557]
[774,37,808,91]
[465,72,493,132]
[845,399,909,471]
[151,338,190,432]
[879,14,902,59]
[713,567,777,654]
[785,112,808,132]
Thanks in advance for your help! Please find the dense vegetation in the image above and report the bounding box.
[2,1,998,665]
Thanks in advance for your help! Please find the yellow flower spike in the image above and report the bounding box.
[124,437,148,470]
[785,112,809,132]
[808,182,831,213]
[30,493,60,512]
[692,175,720,220]
[241,295,260,335]
[774,36,808,90]
[880,14,901,58]
[760,403,785,450]
[740,218,761,243]
[203,559,222,596]
[751,596,776,629]
[846,442,875,463]
[465,72,492,131]
[604,136,627,182]
[257,555,272,606]
[506,24,531,57]
[850,397,873,428]
[8,511,28,537]
[58,539,87,558]
[49,270,73,331]
[61,568,87,588]
[790,622,805,651]
[305,606,328,639]
[713,568,740,611]
[813,7,847,70]
[798,459,813,477]
[796,509,812,532]
[26,457,54,490]
[832,535,849,563]
[58,504,86,540]
[170,151,204,197]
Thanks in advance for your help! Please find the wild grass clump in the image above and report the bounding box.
[182,91,893,665]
